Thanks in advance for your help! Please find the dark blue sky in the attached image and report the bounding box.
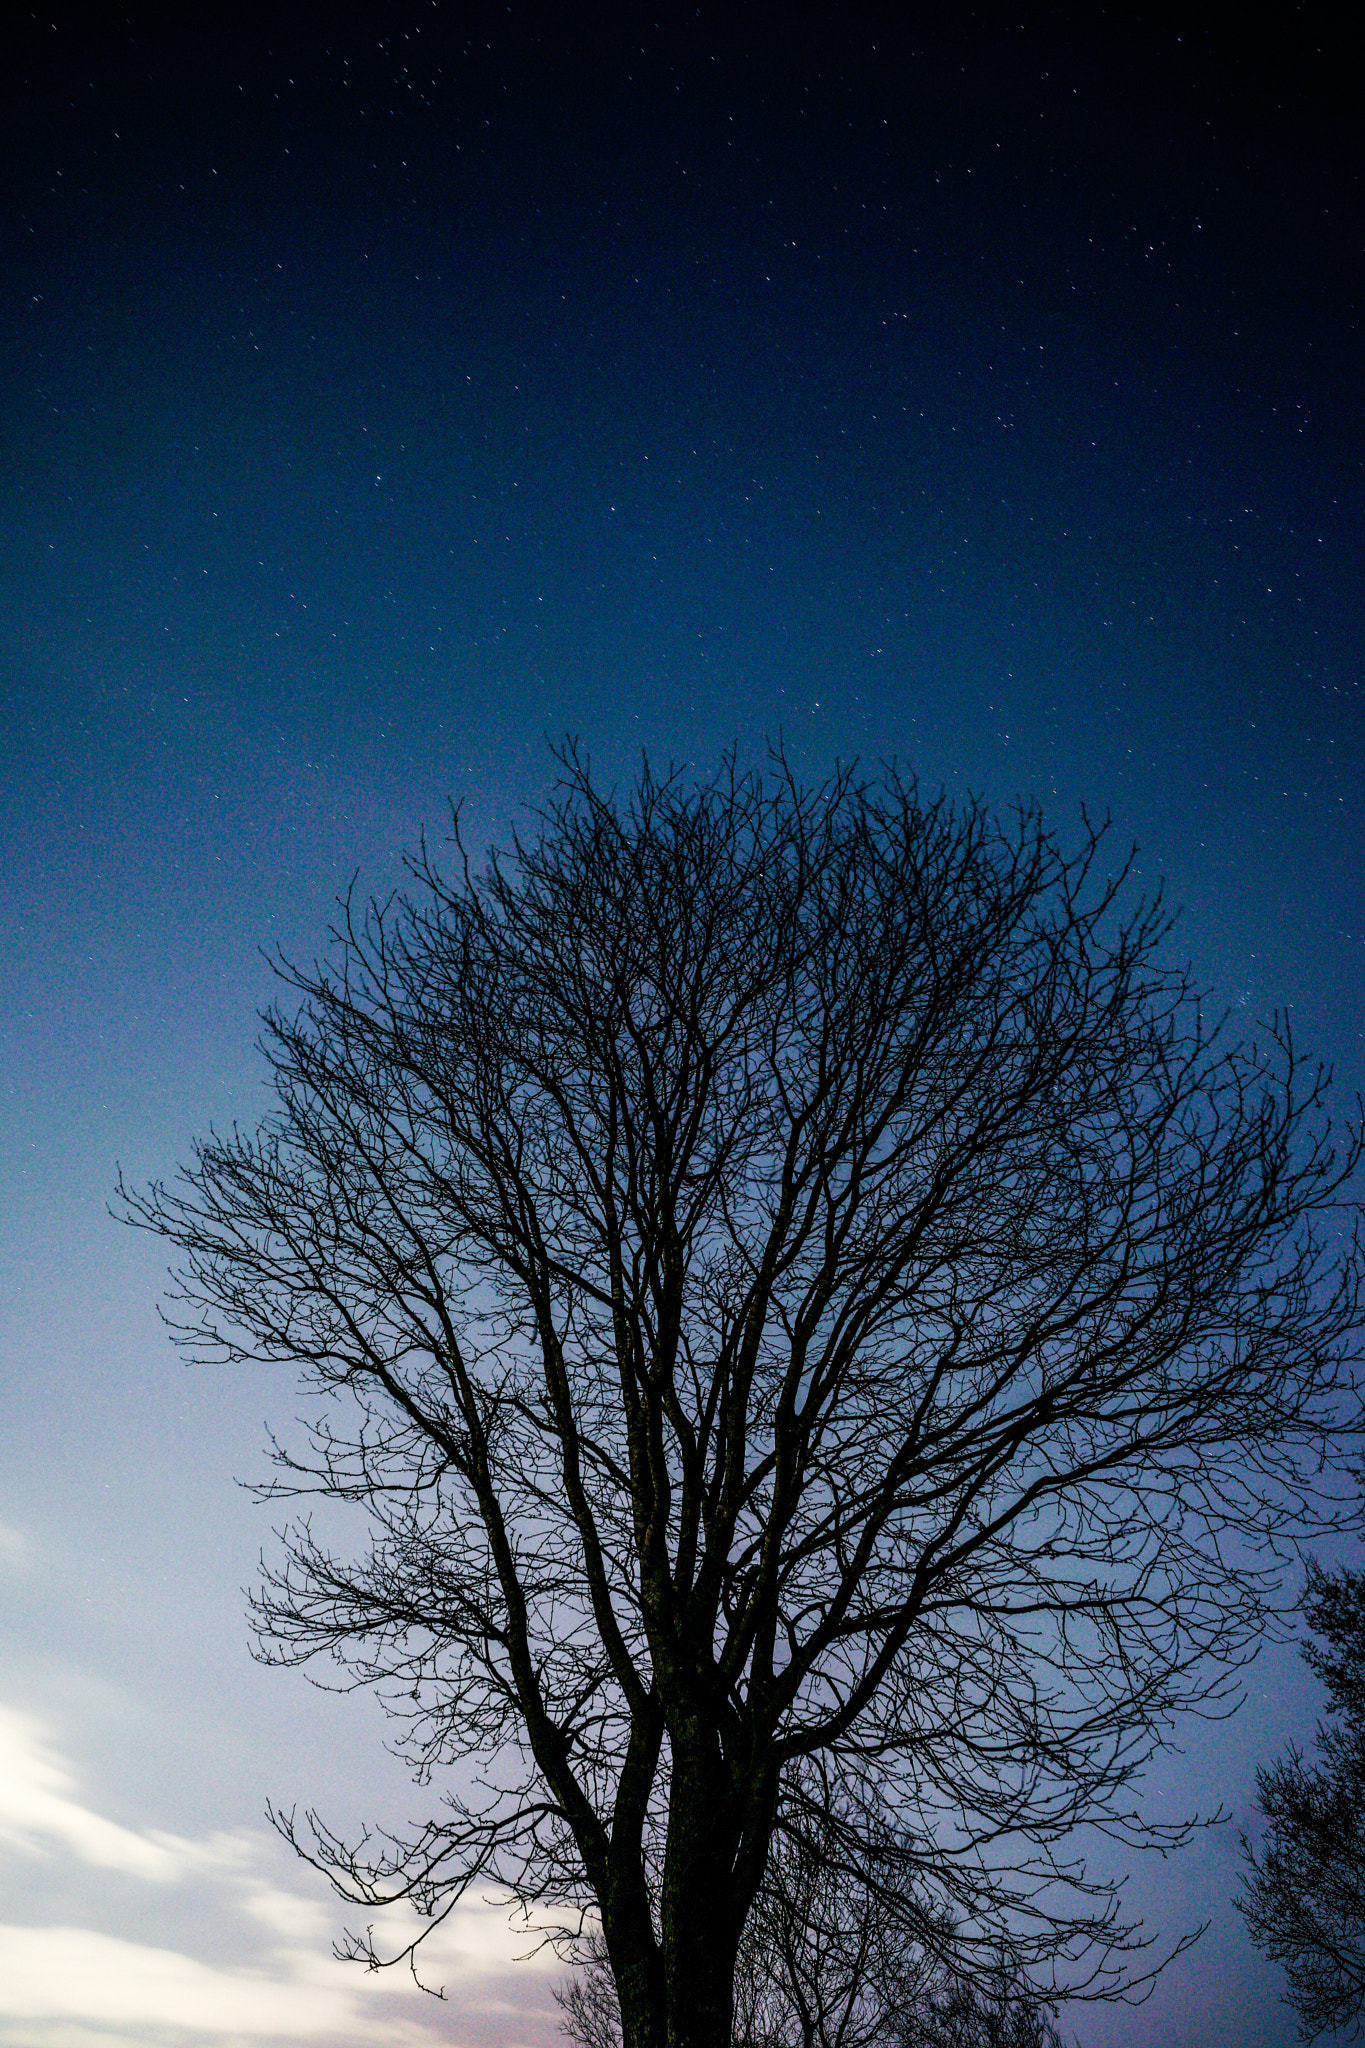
[2,8,1361,2045]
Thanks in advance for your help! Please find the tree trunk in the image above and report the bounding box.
[660,1746,747,2048]
[600,1872,669,2048]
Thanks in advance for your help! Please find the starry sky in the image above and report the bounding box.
[1,7,1362,2046]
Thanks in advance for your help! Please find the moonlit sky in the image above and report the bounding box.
[2,8,1362,2046]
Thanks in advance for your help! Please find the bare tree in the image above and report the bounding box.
[895,1974,1067,2048]
[1238,1560,1365,2039]
[557,1925,1066,2048]
[559,1770,1067,2048]
[120,750,1361,2048]
[728,1774,945,2048]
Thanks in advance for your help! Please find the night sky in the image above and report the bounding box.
[2,7,1362,2046]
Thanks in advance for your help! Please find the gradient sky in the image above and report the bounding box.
[2,7,1362,2046]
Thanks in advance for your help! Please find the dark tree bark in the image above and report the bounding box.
[120,750,1362,2048]
[1239,1561,1365,2040]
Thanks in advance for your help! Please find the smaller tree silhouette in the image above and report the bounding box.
[1238,1561,1365,2039]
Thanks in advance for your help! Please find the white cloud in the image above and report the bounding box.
[0,1707,245,1881]
[0,1525,28,1571]
[0,1702,560,2048]
[237,1880,332,1944]
[0,1926,361,2035]
[0,1917,550,2048]
[0,2026,164,2048]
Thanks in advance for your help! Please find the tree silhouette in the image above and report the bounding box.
[1239,1561,1365,2039]
[121,750,1361,2048]
[558,1768,1067,2048]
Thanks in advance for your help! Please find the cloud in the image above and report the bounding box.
[0,1915,551,2048]
[0,1926,361,2036]
[0,1525,28,1571]
[0,1701,559,2048]
[0,1708,244,1881]
[236,1880,332,1944]
[0,2027,172,2048]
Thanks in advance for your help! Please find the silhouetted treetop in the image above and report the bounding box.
[121,748,1362,2048]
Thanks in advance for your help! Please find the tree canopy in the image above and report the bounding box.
[121,750,1362,2048]
[1239,1560,1365,2039]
